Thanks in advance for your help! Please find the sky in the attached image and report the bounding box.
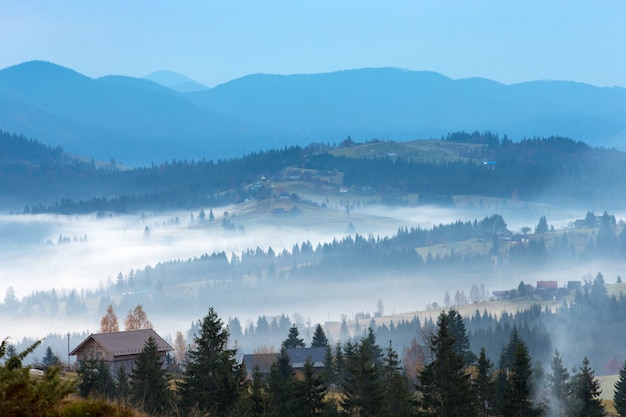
[1,0,625,88]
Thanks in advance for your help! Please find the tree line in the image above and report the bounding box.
[5,128,626,212]
[5,306,626,416]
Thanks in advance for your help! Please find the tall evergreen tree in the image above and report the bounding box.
[507,335,540,417]
[41,346,62,370]
[268,346,296,417]
[381,340,414,417]
[115,365,130,406]
[242,365,271,417]
[311,324,329,348]
[179,307,243,417]
[77,358,115,399]
[342,336,384,417]
[298,357,327,416]
[322,344,336,388]
[283,325,306,349]
[475,347,495,417]
[547,350,569,417]
[129,336,172,416]
[614,360,626,417]
[448,308,476,365]
[416,311,476,417]
[567,357,605,417]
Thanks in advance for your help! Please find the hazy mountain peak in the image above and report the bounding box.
[143,70,209,92]
[0,60,88,81]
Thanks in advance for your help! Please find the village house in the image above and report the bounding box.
[70,329,172,373]
[241,347,327,379]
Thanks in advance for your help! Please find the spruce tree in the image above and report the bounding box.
[342,336,384,417]
[417,311,476,417]
[179,307,243,417]
[245,365,271,417]
[448,308,476,365]
[322,344,336,388]
[381,340,413,417]
[568,357,605,417]
[475,347,494,417]
[282,325,306,349]
[129,335,172,416]
[311,323,329,348]
[298,358,327,416]
[115,365,130,405]
[547,350,569,417]
[508,336,539,417]
[77,357,115,399]
[41,346,61,370]
[268,346,296,417]
[614,360,626,417]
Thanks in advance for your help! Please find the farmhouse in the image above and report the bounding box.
[70,329,172,373]
[241,347,327,378]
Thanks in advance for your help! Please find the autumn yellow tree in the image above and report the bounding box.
[124,304,153,330]
[99,304,119,333]
[174,331,187,366]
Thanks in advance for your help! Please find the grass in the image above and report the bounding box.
[329,139,486,163]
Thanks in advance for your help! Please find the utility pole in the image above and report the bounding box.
[67,332,70,369]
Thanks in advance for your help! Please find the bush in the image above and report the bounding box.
[56,398,147,417]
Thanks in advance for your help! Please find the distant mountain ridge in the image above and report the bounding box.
[1,61,625,166]
[143,70,209,92]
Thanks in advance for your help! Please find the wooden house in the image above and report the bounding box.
[70,329,172,373]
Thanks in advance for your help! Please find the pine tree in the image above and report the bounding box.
[179,307,243,417]
[335,342,346,388]
[381,340,413,417]
[507,335,540,417]
[547,350,569,417]
[41,346,62,370]
[77,357,115,398]
[536,216,549,234]
[268,346,296,417]
[475,347,494,417]
[282,325,306,349]
[130,336,172,415]
[322,344,336,388]
[298,358,327,416]
[567,357,605,417]
[311,323,329,348]
[342,336,384,417]
[417,311,476,417]
[614,360,626,417]
[448,308,476,365]
[246,365,271,416]
[115,365,130,405]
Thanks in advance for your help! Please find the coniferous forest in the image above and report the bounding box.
[4,130,626,416]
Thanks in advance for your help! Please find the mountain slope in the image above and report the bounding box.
[0,61,278,165]
[188,67,626,147]
[2,62,626,167]
[143,70,209,92]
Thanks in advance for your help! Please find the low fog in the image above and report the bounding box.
[1,203,625,357]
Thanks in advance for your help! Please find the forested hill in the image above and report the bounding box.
[3,62,626,165]
[2,131,626,212]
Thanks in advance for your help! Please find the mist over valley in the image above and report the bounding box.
[3,126,626,380]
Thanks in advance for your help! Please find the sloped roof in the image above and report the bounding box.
[241,353,278,373]
[70,329,172,357]
[286,347,326,367]
[242,347,327,373]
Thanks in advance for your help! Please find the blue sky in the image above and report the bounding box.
[1,0,625,87]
